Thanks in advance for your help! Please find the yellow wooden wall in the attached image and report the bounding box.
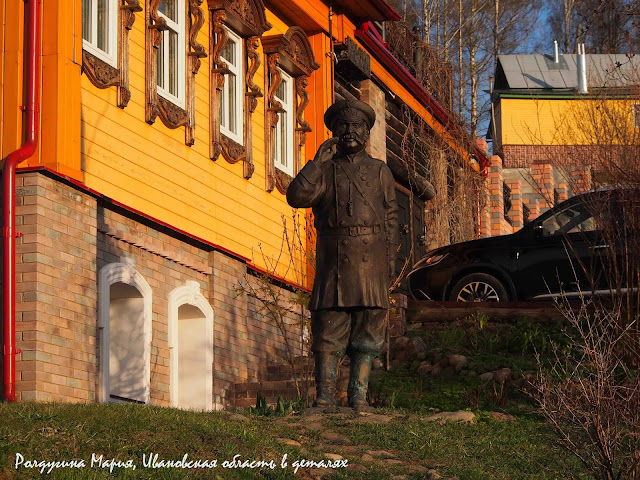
[0,0,338,283]
[498,97,638,146]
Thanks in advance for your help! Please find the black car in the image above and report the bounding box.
[407,189,638,302]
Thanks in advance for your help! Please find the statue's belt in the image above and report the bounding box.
[318,225,381,236]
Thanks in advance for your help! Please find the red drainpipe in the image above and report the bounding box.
[3,0,40,402]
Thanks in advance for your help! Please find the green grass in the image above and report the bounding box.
[0,315,586,479]
[0,399,583,479]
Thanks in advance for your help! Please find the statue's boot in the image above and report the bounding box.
[312,353,338,407]
[348,352,374,410]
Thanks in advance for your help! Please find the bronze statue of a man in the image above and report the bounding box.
[287,100,398,409]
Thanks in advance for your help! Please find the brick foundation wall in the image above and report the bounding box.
[210,252,307,408]
[10,171,305,409]
[15,173,98,402]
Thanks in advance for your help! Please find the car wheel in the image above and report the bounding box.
[448,273,509,302]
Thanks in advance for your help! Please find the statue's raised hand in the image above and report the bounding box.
[314,137,339,165]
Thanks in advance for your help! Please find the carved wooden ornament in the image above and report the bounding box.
[82,0,142,108]
[208,0,271,179]
[146,0,207,145]
[263,27,319,194]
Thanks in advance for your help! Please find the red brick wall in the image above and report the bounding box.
[502,144,606,170]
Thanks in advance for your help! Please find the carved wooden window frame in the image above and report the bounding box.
[146,0,207,145]
[208,0,271,180]
[82,0,142,109]
[263,27,319,194]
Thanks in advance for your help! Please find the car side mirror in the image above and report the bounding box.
[533,223,544,238]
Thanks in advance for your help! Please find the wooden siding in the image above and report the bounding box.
[73,6,328,281]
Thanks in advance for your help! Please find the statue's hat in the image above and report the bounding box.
[324,100,376,132]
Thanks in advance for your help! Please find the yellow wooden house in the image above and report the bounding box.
[0,0,486,409]
[486,51,640,229]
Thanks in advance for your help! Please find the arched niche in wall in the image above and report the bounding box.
[208,0,271,179]
[263,27,319,194]
[98,258,152,404]
[168,281,214,411]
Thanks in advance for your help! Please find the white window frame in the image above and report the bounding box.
[220,29,244,145]
[156,0,186,109]
[82,0,118,67]
[273,69,295,177]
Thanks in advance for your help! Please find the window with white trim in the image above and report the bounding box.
[157,0,186,108]
[273,69,295,177]
[82,0,118,67]
[219,29,244,145]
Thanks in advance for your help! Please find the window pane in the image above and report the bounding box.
[220,38,236,66]
[158,0,177,21]
[280,112,288,168]
[82,0,92,42]
[220,84,227,128]
[228,74,236,133]
[157,38,165,88]
[275,79,286,103]
[169,30,178,96]
[97,0,108,52]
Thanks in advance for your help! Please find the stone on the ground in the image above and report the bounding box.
[277,438,302,447]
[361,453,375,462]
[493,368,511,383]
[390,337,411,361]
[417,361,432,376]
[405,337,428,362]
[351,414,394,424]
[427,469,442,479]
[320,431,351,445]
[430,364,442,377]
[479,371,494,381]
[366,450,396,458]
[423,411,476,424]
[446,354,468,371]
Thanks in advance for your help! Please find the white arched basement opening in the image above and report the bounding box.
[98,258,152,404]
[168,281,214,411]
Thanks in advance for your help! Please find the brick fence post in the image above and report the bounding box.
[508,179,523,231]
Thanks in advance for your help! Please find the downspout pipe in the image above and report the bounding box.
[3,0,40,402]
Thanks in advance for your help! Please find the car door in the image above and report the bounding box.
[511,201,600,299]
